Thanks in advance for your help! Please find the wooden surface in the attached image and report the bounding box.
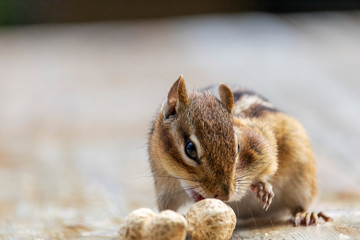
[0,12,359,239]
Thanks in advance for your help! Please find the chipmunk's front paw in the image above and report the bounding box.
[251,181,274,211]
[291,211,333,227]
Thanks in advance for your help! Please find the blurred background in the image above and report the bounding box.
[0,1,359,239]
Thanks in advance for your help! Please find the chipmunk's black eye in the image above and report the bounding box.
[237,144,240,153]
[185,140,197,161]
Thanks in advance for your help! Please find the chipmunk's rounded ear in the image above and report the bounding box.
[164,75,189,119]
[218,83,234,114]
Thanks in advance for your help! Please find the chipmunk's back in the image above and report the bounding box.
[202,85,278,118]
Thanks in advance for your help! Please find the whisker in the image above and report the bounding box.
[165,185,201,201]
[153,175,201,184]
[247,206,257,228]
[132,175,155,179]
[268,215,274,227]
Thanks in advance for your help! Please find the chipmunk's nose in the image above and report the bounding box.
[212,187,230,201]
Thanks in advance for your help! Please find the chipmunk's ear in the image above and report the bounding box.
[164,75,189,119]
[219,83,234,114]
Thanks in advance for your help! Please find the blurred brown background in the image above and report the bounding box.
[0,2,359,239]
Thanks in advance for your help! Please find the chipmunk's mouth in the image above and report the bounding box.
[191,190,205,202]
[179,180,206,202]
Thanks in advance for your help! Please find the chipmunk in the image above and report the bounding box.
[148,75,331,226]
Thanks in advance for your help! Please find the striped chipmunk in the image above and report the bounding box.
[148,75,332,226]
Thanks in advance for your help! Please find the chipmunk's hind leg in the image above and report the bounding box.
[290,207,333,226]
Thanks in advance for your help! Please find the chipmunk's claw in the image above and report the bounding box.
[318,211,333,223]
[251,181,274,211]
[290,211,333,227]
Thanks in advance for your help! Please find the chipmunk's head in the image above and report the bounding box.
[155,75,238,202]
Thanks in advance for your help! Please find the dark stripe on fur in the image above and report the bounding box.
[233,89,270,103]
[243,104,278,118]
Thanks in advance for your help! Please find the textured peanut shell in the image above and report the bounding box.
[186,199,236,240]
[143,210,187,240]
[118,208,156,240]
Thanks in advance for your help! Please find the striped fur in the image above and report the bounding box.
[149,77,317,221]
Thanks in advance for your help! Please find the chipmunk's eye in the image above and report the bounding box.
[237,144,240,153]
[185,140,198,161]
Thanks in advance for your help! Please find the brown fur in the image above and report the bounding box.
[149,77,237,210]
[149,76,317,221]
[263,112,317,214]
[229,112,316,219]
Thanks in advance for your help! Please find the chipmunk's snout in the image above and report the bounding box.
[211,185,231,202]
